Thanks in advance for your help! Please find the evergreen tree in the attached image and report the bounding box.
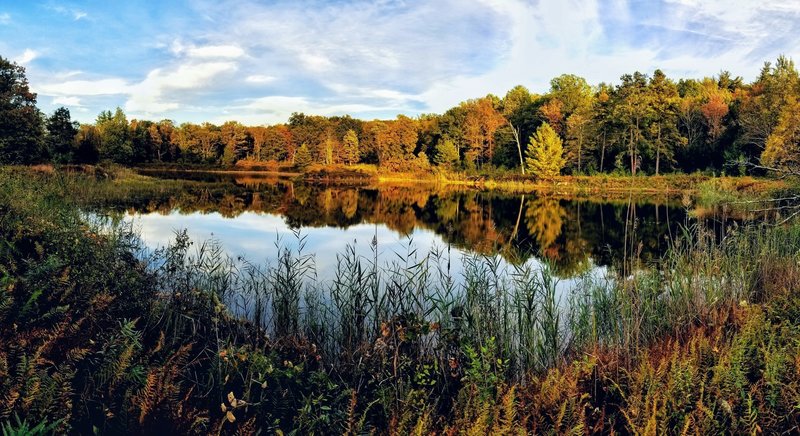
[434,137,460,170]
[526,123,565,178]
[45,107,79,163]
[342,129,359,165]
[96,108,132,163]
[294,143,313,169]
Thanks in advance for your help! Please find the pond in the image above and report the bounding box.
[95,171,718,283]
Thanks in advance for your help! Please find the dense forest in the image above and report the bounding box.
[3,54,800,176]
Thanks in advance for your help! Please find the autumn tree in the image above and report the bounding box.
[342,129,359,165]
[740,57,800,155]
[526,123,565,178]
[539,99,565,136]
[294,143,313,169]
[462,96,505,167]
[45,107,79,163]
[221,121,253,165]
[0,56,44,164]
[761,94,800,170]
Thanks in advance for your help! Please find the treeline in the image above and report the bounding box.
[3,54,800,176]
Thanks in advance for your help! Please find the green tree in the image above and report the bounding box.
[0,56,44,164]
[342,129,359,165]
[549,74,593,117]
[45,107,79,163]
[434,137,460,170]
[500,85,536,174]
[613,72,652,175]
[647,70,685,175]
[294,143,313,169]
[526,123,565,178]
[96,108,132,163]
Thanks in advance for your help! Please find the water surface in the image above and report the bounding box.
[97,172,713,283]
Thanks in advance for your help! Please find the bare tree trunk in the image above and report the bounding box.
[577,129,583,174]
[655,125,661,176]
[629,127,636,176]
[509,121,525,175]
[600,130,606,172]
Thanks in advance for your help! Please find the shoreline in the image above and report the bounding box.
[131,164,791,198]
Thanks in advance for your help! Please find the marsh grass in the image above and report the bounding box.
[3,168,800,433]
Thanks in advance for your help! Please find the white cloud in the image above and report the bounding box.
[217,95,404,125]
[73,11,87,20]
[125,61,238,114]
[52,96,83,106]
[14,49,38,65]
[170,40,246,59]
[38,78,131,96]
[187,45,245,59]
[0,12,10,24]
[245,74,277,84]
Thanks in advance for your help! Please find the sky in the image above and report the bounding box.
[2,0,800,125]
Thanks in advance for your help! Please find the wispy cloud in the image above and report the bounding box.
[38,78,131,96]
[14,49,38,65]
[0,12,10,25]
[126,61,238,114]
[245,75,276,84]
[171,40,245,59]
[52,96,83,107]
[46,3,88,21]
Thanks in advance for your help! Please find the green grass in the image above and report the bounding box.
[1,167,800,433]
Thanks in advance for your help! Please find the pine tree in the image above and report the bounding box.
[342,129,359,165]
[434,137,460,170]
[96,108,133,163]
[46,107,79,163]
[526,123,565,178]
[294,143,313,169]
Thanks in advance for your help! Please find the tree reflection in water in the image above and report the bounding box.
[93,172,743,278]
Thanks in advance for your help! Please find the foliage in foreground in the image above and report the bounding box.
[1,169,800,434]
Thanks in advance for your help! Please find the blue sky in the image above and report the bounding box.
[3,0,800,125]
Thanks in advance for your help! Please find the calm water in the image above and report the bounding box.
[91,172,726,283]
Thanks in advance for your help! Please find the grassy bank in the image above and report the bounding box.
[1,168,800,433]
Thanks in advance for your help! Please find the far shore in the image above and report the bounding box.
[130,164,791,199]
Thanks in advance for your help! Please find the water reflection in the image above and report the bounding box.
[85,172,702,280]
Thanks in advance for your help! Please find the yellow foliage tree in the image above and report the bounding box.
[526,123,566,178]
[762,94,800,169]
